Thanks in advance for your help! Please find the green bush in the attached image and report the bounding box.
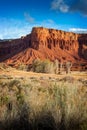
[17,63,28,71]
[32,59,55,73]
[0,95,9,106]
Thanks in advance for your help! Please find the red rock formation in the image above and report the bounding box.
[0,27,87,70]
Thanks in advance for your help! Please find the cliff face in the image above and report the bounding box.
[0,34,31,62]
[78,34,87,59]
[0,27,87,69]
[31,27,79,51]
[29,27,87,61]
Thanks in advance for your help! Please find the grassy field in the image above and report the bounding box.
[0,65,87,130]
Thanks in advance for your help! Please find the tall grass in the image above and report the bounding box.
[0,76,87,130]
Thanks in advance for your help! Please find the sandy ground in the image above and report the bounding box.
[0,67,87,80]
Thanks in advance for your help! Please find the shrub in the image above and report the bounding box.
[17,63,28,71]
[0,95,9,106]
[0,76,87,130]
[32,59,55,73]
[32,59,43,73]
[42,60,55,73]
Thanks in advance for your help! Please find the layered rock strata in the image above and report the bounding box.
[0,27,87,69]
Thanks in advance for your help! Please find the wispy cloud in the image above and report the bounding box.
[0,18,32,39]
[69,28,87,33]
[24,13,35,23]
[34,19,62,30]
[1,17,86,39]
[0,13,35,39]
[0,18,62,39]
[51,0,69,13]
[0,34,3,39]
[40,19,57,27]
[51,0,87,16]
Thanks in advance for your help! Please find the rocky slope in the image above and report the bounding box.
[0,27,87,69]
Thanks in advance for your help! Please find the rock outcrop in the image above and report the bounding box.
[0,27,87,70]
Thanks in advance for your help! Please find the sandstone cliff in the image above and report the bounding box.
[0,27,87,69]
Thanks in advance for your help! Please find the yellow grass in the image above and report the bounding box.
[0,66,87,130]
[0,67,87,79]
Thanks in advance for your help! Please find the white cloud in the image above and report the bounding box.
[69,28,87,33]
[37,19,61,29]
[51,0,87,16]
[1,26,32,39]
[40,19,55,27]
[0,18,33,39]
[1,18,84,39]
[0,18,62,39]
[24,13,35,23]
[0,13,35,39]
[0,34,3,39]
[0,18,60,39]
[51,0,69,13]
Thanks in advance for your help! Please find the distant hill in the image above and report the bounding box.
[0,39,14,42]
[0,39,3,42]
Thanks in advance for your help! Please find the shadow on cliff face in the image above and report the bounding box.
[78,35,87,60]
[0,30,87,69]
[0,37,31,62]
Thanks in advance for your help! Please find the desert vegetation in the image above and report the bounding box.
[0,71,87,130]
[17,59,72,74]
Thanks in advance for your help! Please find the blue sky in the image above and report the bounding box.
[0,0,87,39]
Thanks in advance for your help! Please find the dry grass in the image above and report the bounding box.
[0,65,87,80]
[0,65,87,130]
